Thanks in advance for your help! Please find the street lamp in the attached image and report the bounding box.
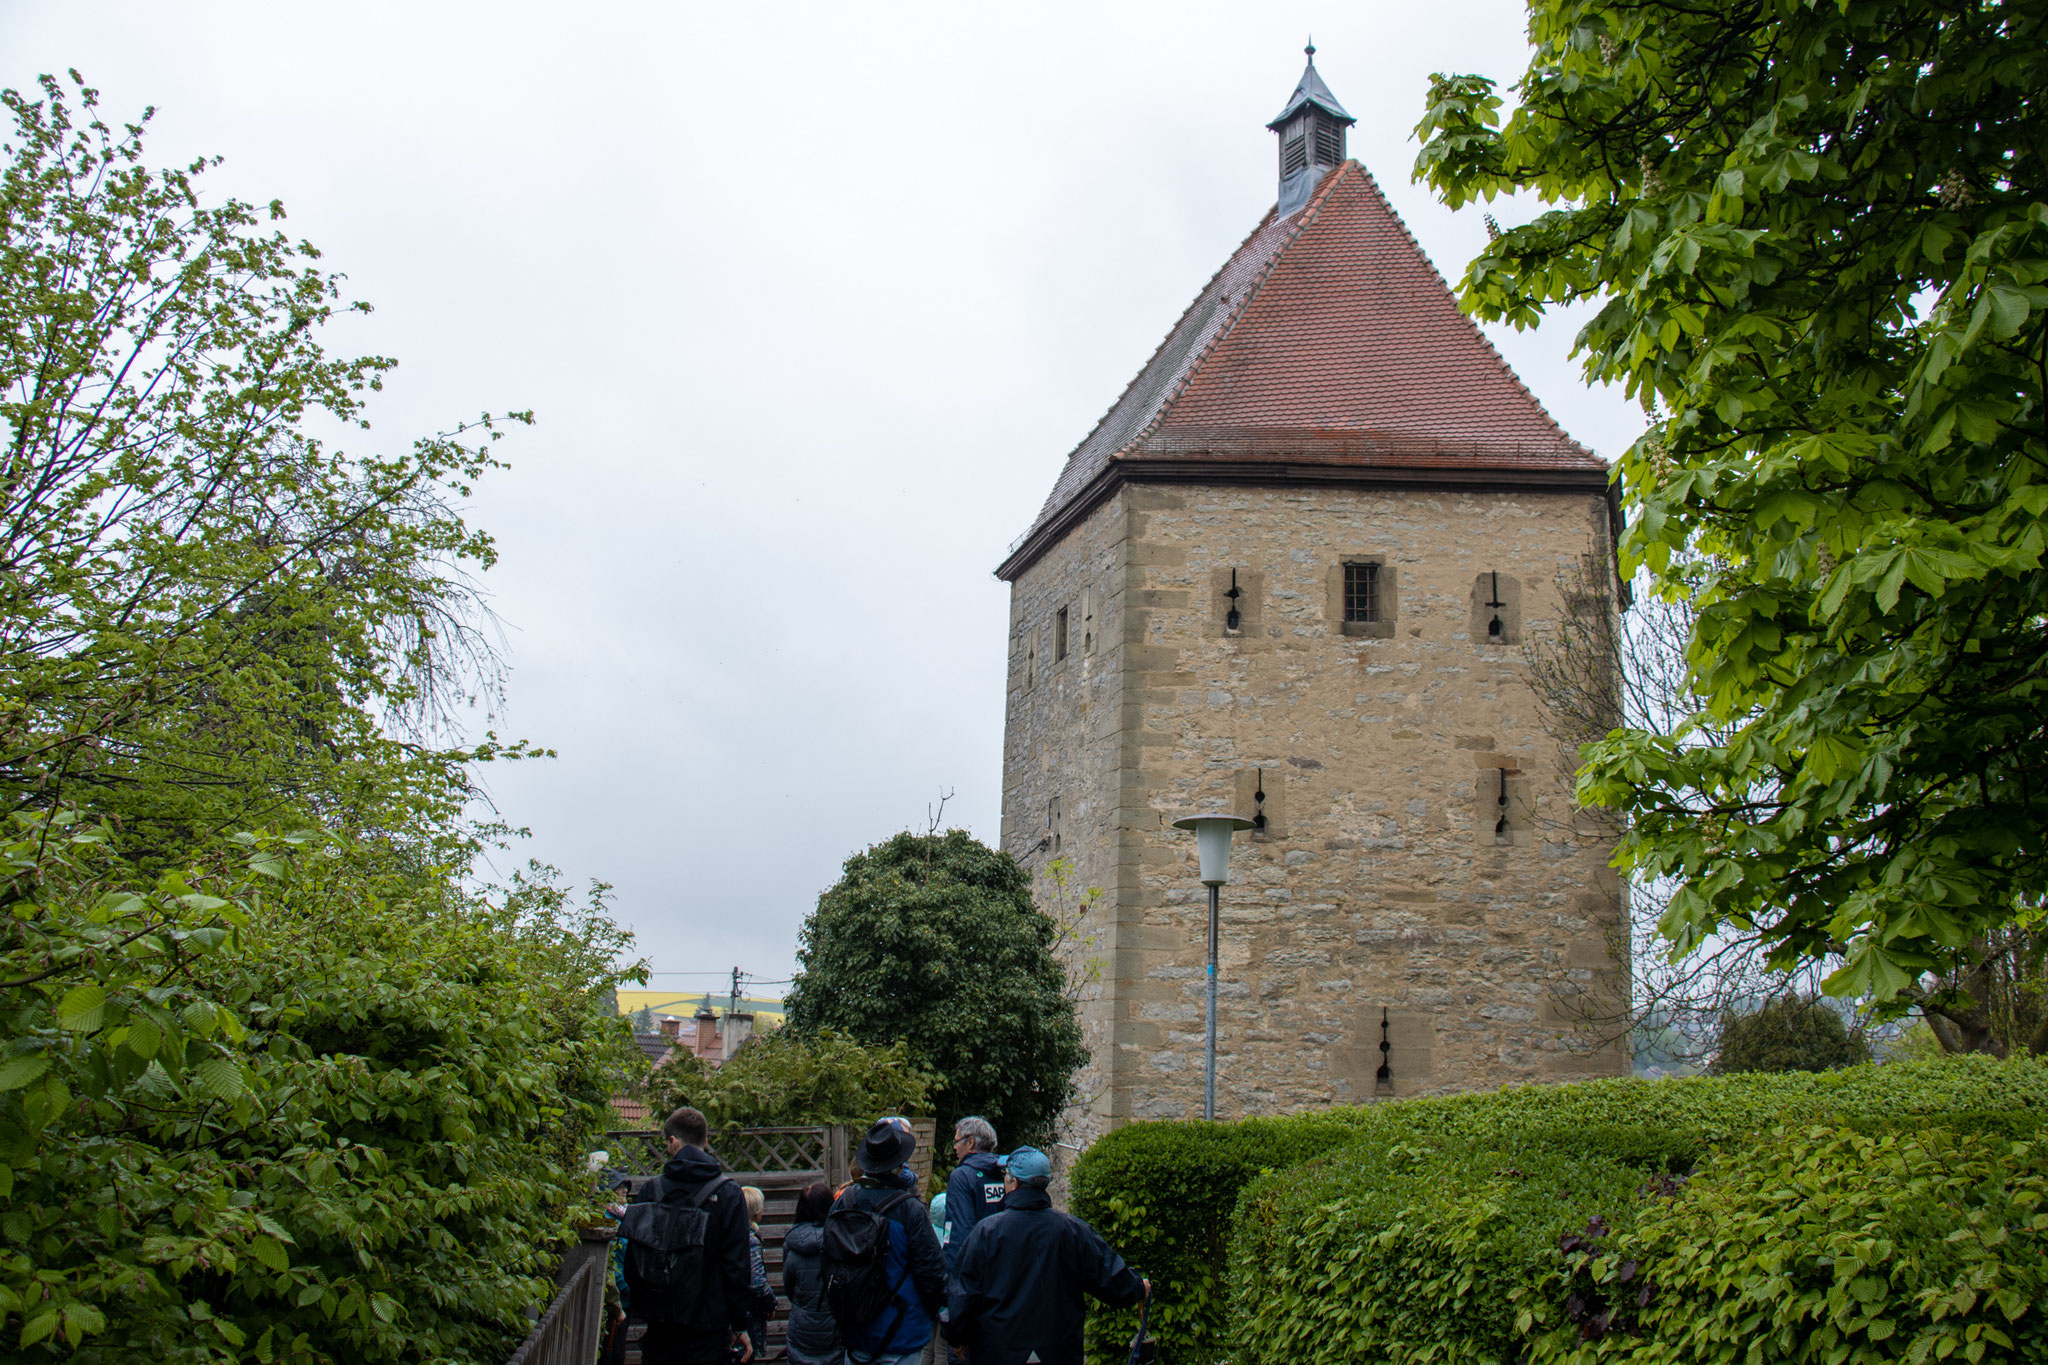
[1170,812,1254,1121]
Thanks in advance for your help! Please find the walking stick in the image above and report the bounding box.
[1127,1284,1157,1365]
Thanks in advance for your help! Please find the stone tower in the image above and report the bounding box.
[997,50,1630,1141]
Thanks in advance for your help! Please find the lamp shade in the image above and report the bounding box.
[1170,812,1255,885]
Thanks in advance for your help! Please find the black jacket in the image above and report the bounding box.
[944,1187,1145,1365]
[942,1152,1006,1272]
[833,1172,947,1356]
[780,1221,844,1365]
[632,1144,753,1336]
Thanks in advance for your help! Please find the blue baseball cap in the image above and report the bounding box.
[1006,1146,1053,1183]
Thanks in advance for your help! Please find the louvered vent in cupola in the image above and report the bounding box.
[1314,117,1344,166]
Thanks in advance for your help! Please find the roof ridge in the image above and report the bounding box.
[1131,163,1357,452]
[1049,205,1285,471]
[1345,162,1588,456]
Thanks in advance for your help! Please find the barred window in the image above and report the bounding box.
[1343,562,1380,623]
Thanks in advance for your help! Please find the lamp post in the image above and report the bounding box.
[1170,812,1254,1120]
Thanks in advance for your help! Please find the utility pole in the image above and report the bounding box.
[729,965,745,1015]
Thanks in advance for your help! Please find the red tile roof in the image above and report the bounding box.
[999,162,1609,579]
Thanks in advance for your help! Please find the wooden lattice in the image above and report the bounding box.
[599,1126,833,1178]
[598,1119,933,1187]
[721,1127,831,1174]
[598,1130,672,1178]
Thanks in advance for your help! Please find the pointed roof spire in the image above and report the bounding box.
[995,162,1603,580]
[1267,41,1354,129]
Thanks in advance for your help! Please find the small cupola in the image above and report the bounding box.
[1267,42,1355,216]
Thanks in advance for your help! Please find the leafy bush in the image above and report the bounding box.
[644,1026,936,1136]
[1710,995,1869,1075]
[1068,1058,2048,1364]
[1067,1117,1365,1364]
[1230,1127,1689,1365]
[0,817,637,1363]
[1518,1126,2048,1364]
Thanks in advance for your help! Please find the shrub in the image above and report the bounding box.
[644,1026,936,1136]
[1518,1126,2048,1364]
[1067,1116,1364,1364]
[1710,995,1870,1075]
[1068,1058,2048,1364]
[1230,1126,1694,1365]
[0,820,637,1363]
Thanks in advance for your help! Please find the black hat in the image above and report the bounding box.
[856,1118,915,1174]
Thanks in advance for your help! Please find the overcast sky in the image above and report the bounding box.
[4,0,1643,994]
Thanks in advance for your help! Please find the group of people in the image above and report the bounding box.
[610,1109,1149,1365]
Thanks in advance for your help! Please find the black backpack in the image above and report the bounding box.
[821,1189,914,1338]
[618,1175,731,1324]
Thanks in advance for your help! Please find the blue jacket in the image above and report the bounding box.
[833,1172,946,1358]
[944,1186,1145,1365]
[942,1152,1006,1271]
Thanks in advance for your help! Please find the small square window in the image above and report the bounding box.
[1343,563,1380,623]
[1054,607,1069,662]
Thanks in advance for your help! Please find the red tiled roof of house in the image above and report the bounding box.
[1000,161,1608,578]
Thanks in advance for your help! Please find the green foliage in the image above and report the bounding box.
[1710,995,1870,1075]
[1069,1058,2048,1364]
[1413,0,2048,1001]
[1,815,639,1362]
[1883,1017,1951,1064]
[644,1026,935,1137]
[0,75,637,1363]
[1518,1127,2048,1364]
[784,830,1086,1147]
[1066,1118,1365,1365]
[1232,1128,1687,1365]
[0,71,536,852]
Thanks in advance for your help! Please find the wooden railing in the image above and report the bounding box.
[506,1229,610,1365]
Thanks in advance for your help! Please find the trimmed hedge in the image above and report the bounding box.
[1067,1059,2048,1364]
[1231,1126,1695,1365]
[1519,1125,2048,1364]
[1067,1116,1364,1364]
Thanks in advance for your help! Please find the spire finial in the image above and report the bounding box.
[1305,37,1316,60]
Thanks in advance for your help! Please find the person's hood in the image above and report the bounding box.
[783,1221,825,1256]
[961,1151,1003,1175]
[659,1143,725,1189]
[1000,1185,1052,1212]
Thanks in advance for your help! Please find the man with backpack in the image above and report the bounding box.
[944,1146,1149,1365]
[824,1119,946,1365]
[615,1106,756,1365]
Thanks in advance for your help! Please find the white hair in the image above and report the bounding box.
[954,1116,997,1152]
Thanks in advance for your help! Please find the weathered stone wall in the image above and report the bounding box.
[1000,491,1131,1148]
[1002,481,1630,1132]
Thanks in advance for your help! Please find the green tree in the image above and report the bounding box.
[643,1026,936,1138]
[1709,994,1869,1075]
[0,75,640,1362]
[784,830,1087,1149]
[0,72,534,855]
[1415,0,2048,1009]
